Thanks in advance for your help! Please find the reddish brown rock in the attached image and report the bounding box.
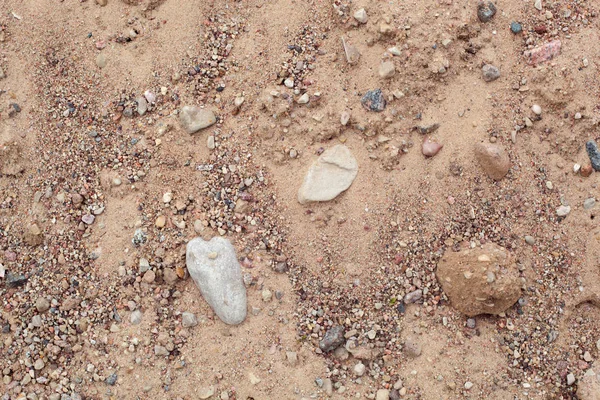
[435,243,521,317]
[581,164,593,177]
[474,142,511,180]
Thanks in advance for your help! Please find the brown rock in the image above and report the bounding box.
[577,362,600,400]
[24,224,44,246]
[163,268,178,285]
[474,143,510,180]
[143,270,156,283]
[581,164,593,177]
[435,243,521,317]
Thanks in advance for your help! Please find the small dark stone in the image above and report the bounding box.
[6,272,27,288]
[586,140,600,171]
[396,302,406,314]
[2,323,10,334]
[9,103,21,112]
[122,107,133,118]
[390,389,401,400]
[106,373,117,386]
[510,22,522,34]
[477,1,497,22]
[416,123,440,134]
[319,325,345,352]
[361,89,386,112]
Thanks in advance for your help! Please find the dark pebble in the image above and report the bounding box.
[6,272,27,288]
[361,89,386,112]
[477,1,497,22]
[510,22,522,34]
[319,325,345,352]
[396,302,406,314]
[106,373,117,386]
[586,140,600,171]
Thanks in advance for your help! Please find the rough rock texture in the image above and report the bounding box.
[474,142,511,180]
[577,363,600,400]
[435,243,521,317]
[523,40,561,65]
[361,89,386,112]
[298,145,358,204]
[186,237,247,325]
[179,105,217,134]
[586,140,600,171]
[319,325,345,352]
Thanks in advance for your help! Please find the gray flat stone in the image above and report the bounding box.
[298,145,358,204]
[179,106,216,134]
[186,237,247,325]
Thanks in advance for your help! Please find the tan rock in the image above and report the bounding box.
[435,243,521,317]
[578,363,600,400]
[474,142,510,180]
[379,61,395,79]
[24,223,44,246]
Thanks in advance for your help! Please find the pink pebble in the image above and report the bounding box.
[422,137,443,157]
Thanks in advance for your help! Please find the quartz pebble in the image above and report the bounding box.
[353,8,368,23]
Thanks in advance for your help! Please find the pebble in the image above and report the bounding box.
[531,104,542,115]
[342,37,361,65]
[482,64,500,82]
[105,373,117,386]
[82,214,95,225]
[422,137,443,157]
[524,40,562,65]
[466,318,476,329]
[580,164,593,177]
[96,54,107,69]
[436,243,521,316]
[207,135,216,150]
[35,297,50,313]
[319,325,345,352]
[586,140,600,171]
[262,289,273,302]
[154,345,169,356]
[361,89,386,112]
[286,351,298,366]
[198,386,215,399]
[477,1,497,22]
[566,373,575,386]
[139,258,150,272]
[186,237,247,325]
[163,192,173,203]
[34,359,45,370]
[583,198,596,210]
[556,205,571,217]
[403,337,422,358]
[534,0,542,11]
[510,22,523,34]
[574,112,582,120]
[354,363,366,377]
[181,312,198,328]
[297,145,358,204]
[136,97,147,116]
[143,270,155,283]
[524,235,536,245]
[130,310,142,325]
[404,289,422,304]
[340,111,351,126]
[179,106,217,134]
[376,389,390,400]
[464,381,474,390]
[353,8,368,24]
[379,61,395,79]
[297,93,310,104]
[155,215,166,228]
[474,142,511,180]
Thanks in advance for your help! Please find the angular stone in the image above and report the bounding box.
[186,237,247,325]
[342,37,361,65]
[435,243,521,317]
[523,40,561,65]
[474,142,510,180]
[179,106,217,134]
[353,8,368,23]
[181,312,198,328]
[319,325,345,352]
[482,64,500,82]
[379,61,395,79]
[298,145,358,204]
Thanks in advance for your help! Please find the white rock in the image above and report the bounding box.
[388,46,402,56]
[130,310,142,325]
[566,373,575,386]
[284,78,294,88]
[179,106,217,134]
[531,104,542,115]
[376,389,390,400]
[353,8,368,23]
[297,93,310,104]
[136,97,148,116]
[186,237,247,325]
[465,381,474,390]
[340,111,351,126]
[379,61,395,79]
[353,362,366,376]
[534,0,542,10]
[298,145,358,204]
[163,192,172,203]
[556,205,571,217]
[181,312,198,328]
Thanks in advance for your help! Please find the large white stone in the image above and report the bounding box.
[179,105,216,134]
[186,237,247,325]
[297,145,358,204]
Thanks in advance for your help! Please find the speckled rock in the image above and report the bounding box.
[435,243,521,316]
[319,325,345,352]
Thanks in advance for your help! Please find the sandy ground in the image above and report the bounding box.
[1,0,600,399]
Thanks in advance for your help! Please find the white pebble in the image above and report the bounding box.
[531,104,542,115]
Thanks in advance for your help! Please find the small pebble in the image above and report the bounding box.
[531,104,542,115]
